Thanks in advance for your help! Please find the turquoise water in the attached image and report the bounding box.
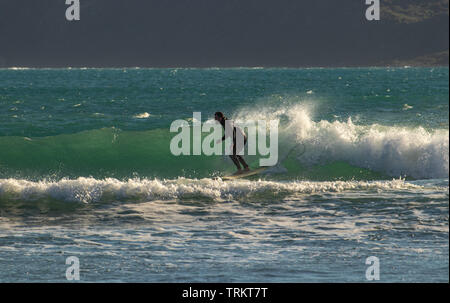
[0,67,448,282]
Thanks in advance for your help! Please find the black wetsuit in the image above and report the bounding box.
[219,119,249,170]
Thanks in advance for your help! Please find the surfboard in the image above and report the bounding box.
[221,167,268,180]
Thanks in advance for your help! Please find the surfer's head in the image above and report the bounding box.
[214,112,226,123]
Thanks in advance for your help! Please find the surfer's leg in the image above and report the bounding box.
[235,138,249,171]
[229,155,242,170]
[230,144,243,172]
[236,156,249,171]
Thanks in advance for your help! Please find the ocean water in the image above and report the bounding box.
[0,67,448,282]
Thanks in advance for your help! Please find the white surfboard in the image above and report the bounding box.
[221,167,268,180]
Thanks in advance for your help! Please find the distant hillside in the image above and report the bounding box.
[378,50,449,66]
[383,0,449,24]
[378,0,449,66]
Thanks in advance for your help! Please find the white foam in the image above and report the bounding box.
[0,177,437,204]
[234,103,449,179]
[133,112,151,119]
[7,67,30,70]
[402,104,413,110]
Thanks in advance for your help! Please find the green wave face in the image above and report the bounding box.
[0,128,234,180]
[0,127,394,181]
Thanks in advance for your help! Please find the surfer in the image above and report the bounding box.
[214,112,250,174]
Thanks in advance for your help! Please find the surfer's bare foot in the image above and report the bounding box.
[243,167,250,172]
[233,169,243,175]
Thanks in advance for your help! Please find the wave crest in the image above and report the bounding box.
[235,104,449,179]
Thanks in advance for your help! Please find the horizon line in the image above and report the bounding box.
[1,65,448,70]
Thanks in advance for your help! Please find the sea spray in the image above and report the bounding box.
[233,104,449,179]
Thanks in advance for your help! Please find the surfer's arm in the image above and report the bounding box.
[216,135,225,144]
[216,126,236,144]
[216,130,231,143]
